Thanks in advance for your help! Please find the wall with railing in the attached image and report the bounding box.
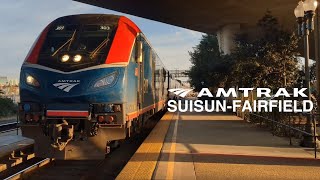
[236,92,319,159]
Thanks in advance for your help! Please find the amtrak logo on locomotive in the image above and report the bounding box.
[53,80,80,92]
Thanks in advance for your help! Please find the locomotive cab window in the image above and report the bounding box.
[38,24,116,72]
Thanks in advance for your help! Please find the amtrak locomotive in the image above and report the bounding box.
[19,14,181,159]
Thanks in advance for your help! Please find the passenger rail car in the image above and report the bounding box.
[19,14,180,159]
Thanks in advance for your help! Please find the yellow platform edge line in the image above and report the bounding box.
[116,111,175,180]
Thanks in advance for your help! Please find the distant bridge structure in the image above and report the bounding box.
[169,70,190,87]
[169,70,189,78]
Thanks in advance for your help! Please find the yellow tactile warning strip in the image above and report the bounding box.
[116,112,176,180]
[166,111,179,179]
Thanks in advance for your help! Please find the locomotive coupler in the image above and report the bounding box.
[89,122,99,136]
[51,120,74,151]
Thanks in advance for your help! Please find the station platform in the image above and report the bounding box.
[117,111,320,180]
[0,135,34,172]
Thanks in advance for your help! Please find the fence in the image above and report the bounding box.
[239,111,319,159]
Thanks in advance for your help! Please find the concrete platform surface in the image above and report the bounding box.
[118,111,320,180]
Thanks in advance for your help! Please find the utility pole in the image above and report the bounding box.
[294,0,319,147]
[315,6,320,117]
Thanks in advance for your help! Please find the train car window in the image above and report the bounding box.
[152,58,155,92]
[130,43,136,62]
[40,25,77,54]
[163,68,167,82]
[37,24,116,72]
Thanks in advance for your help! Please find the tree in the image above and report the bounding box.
[188,34,233,91]
[0,97,17,117]
[188,11,300,92]
[230,11,300,90]
[310,63,316,81]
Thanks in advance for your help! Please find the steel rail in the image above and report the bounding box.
[0,121,18,133]
[4,158,52,180]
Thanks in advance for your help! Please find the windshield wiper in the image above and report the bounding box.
[89,33,110,59]
[51,29,77,57]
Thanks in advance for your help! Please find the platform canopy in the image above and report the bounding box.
[73,0,297,34]
[74,0,320,58]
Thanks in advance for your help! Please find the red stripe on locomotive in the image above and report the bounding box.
[25,25,50,64]
[106,16,141,64]
[47,110,89,117]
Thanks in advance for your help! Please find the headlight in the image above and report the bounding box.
[26,74,40,87]
[61,54,70,62]
[94,72,117,88]
[73,54,82,62]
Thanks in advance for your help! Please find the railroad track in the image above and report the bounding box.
[2,131,155,180]
[0,111,166,180]
[0,122,18,133]
[1,158,52,180]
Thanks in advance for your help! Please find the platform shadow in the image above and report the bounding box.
[163,111,296,148]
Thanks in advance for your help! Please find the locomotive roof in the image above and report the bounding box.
[25,14,143,67]
[52,14,121,26]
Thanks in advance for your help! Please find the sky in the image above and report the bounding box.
[0,0,203,79]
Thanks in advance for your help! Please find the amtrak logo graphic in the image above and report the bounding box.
[53,80,80,92]
[168,88,194,97]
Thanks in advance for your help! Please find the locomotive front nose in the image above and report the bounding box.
[20,65,123,103]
